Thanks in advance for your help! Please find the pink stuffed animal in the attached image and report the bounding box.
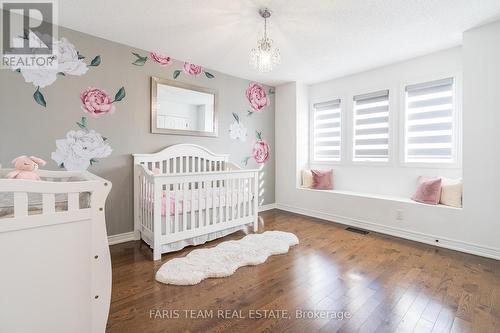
[6,156,46,181]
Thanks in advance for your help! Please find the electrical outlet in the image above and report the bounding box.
[396,210,404,221]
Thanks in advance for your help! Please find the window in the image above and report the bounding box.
[353,90,390,162]
[312,99,341,161]
[404,78,456,164]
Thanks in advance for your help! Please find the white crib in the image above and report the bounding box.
[133,144,260,261]
[0,169,112,333]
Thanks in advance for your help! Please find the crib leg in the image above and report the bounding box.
[253,215,259,233]
[153,248,162,261]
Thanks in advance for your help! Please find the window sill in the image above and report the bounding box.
[399,162,462,170]
[309,160,462,170]
[297,187,462,210]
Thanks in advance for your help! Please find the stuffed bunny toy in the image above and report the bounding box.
[6,156,47,181]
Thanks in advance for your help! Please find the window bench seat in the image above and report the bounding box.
[298,187,462,210]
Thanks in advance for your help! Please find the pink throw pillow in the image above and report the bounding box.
[412,176,442,205]
[311,169,333,190]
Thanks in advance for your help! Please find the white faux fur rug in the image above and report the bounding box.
[155,231,299,285]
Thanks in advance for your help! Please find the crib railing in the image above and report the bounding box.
[136,164,259,260]
[142,156,229,174]
[134,144,232,175]
[0,169,109,230]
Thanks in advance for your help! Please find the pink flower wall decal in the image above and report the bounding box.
[80,86,126,117]
[242,131,271,166]
[81,87,115,117]
[246,82,270,113]
[252,139,270,164]
[182,62,204,76]
[149,52,172,66]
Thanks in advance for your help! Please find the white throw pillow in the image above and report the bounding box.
[440,177,463,208]
[302,170,313,188]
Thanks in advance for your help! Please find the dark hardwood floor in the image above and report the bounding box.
[107,210,500,333]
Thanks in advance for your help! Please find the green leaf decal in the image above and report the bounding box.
[135,59,146,66]
[76,116,88,130]
[247,110,253,116]
[33,87,46,107]
[89,55,101,66]
[232,112,239,122]
[57,72,66,76]
[268,87,275,95]
[131,52,147,66]
[256,131,262,140]
[15,68,21,73]
[114,87,126,102]
[173,70,181,79]
[77,52,85,60]
[132,58,147,66]
[242,157,251,166]
[90,158,98,165]
[132,59,146,66]
[204,71,215,79]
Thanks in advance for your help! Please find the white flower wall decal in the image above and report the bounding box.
[12,37,101,107]
[229,113,247,142]
[18,67,58,88]
[55,38,90,75]
[51,117,112,171]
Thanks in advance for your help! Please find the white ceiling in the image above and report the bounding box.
[58,0,500,86]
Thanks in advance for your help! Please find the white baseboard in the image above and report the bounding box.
[259,203,277,212]
[108,231,135,246]
[276,203,500,260]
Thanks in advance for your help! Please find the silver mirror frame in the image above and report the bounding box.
[150,76,218,137]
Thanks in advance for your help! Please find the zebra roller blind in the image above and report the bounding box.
[404,78,455,163]
[312,99,341,161]
[353,90,390,162]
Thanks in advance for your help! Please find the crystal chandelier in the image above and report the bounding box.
[249,8,281,73]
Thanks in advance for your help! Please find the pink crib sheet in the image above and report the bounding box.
[160,188,252,216]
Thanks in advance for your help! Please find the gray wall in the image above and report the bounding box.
[0,26,275,236]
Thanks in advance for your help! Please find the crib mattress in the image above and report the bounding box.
[151,187,254,216]
[0,192,91,219]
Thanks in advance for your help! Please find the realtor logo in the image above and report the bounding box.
[1,0,57,69]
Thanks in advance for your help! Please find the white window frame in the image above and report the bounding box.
[399,74,462,169]
[309,96,344,164]
[351,89,392,165]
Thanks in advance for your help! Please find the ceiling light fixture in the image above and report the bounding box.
[249,8,280,73]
